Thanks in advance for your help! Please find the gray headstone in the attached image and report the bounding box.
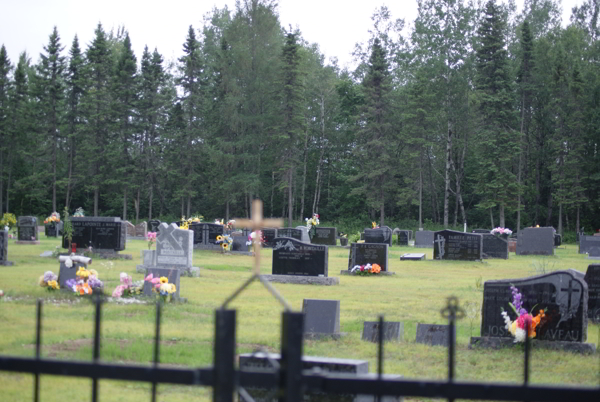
[155,223,193,270]
[142,249,156,266]
[472,229,491,234]
[416,324,450,347]
[362,321,403,342]
[433,230,482,260]
[303,299,340,336]
[0,230,13,265]
[588,247,600,258]
[311,227,337,246]
[578,235,600,254]
[276,228,303,241]
[347,243,389,271]
[143,267,181,299]
[58,261,88,289]
[414,230,435,248]
[135,222,147,238]
[480,270,588,342]
[482,234,509,259]
[17,216,38,241]
[189,222,224,246]
[272,237,328,277]
[584,265,600,323]
[295,226,310,243]
[516,227,554,256]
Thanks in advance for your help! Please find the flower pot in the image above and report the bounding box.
[340,238,348,246]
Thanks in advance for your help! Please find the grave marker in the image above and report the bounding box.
[584,265,600,323]
[362,322,403,343]
[516,227,554,256]
[433,230,482,260]
[142,267,181,299]
[276,228,303,241]
[135,222,147,238]
[261,228,277,248]
[303,299,340,338]
[364,226,392,246]
[189,222,224,248]
[125,221,135,237]
[347,243,388,272]
[0,230,14,266]
[579,235,600,254]
[295,226,311,243]
[156,223,193,269]
[416,324,450,347]
[311,227,337,246]
[62,217,126,252]
[272,237,328,277]
[482,234,509,259]
[396,230,409,246]
[17,216,39,243]
[414,230,435,248]
[148,220,161,233]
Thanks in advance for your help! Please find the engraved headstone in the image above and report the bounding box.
[0,230,14,266]
[142,267,181,299]
[347,243,388,271]
[414,230,435,248]
[397,229,412,240]
[311,227,337,246]
[364,226,392,246]
[135,222,147,238]
[276,228,303,241]
[516,227,554,256]
[295,226,310,243]
[17,216,38,242]
[416,324,450,347]
[588,247,600,259]
[272,237,328,276]
[261,228,277,248]
[433,230,482,261]
[148,220,161,233]
[396,230,409,246]
[155,223,193,269]
[303,299,340,337]
[482,234,509,259]
[58,261,87,289]
[45,221,63,237]
[579,235,600,254]
[584,265,600,323]
[62,217,126,251]
[189,222,224,247]
[480,270,588,342]
[362,321,403,342]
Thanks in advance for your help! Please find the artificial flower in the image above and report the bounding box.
[160,276,168,284]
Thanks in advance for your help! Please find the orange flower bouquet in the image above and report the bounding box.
[350,263,382,276]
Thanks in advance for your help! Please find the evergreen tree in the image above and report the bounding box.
[474,0,519,227]
[0,45,12,214]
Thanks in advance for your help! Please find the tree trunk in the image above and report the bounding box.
[418,152,423,229]
[380,188,385,227]
[426,150,438,223]
[489,208,494,228]
[558,203,563,235]
[288,169,293,227]
[516,97,524,233]
[148,180,153,220]
[443,128,452,228]
[181,197,184,218]
[546,186,553,227]
[65,136,74,210]
[270,171,275,218]
[94,187,99,217]
[499,204,505,228]
[186,194,191,218]
[135,188,140,223]
[534,158,541,224]
[576,204,580,234]
[299,130,309,221]
[52,132,57,212]
[225,200,230,222]
[0,149,3,213]
[123,187,127,221]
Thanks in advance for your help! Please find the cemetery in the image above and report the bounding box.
[1,212,599,401]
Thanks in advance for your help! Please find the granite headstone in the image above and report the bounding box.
[516,227,554,256]
[362,321,403,342]
[295,226,311,243]
[347,243,389,271]
[148,220,161,233]
[414,230,435,248]
[0,230,14,266]
[142,267,181,299]
[396,230,409,246]
[584,265,600,323]
[579,235,600,254]
[276,228,303,241]
[17,216,38,241]
[433,230,482,261]
[482,234,509,259]
[272,237,328,277]
[261,228,277,248]
[155,223,193,270]
[416,324,450,347]
[135,222,147,238]
[58,260,87,289]
[364,226,392,246]
[303,299,340,337]
[62,217,126,251]
[311,227,337,246]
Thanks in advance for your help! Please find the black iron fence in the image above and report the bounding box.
[1,286,599,402]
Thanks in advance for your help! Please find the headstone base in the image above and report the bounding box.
[400,253,426,261]
[261,274,339,286]
[304,332,345,340]
[469,337,596,354]
[340,270,396,276]
[15,240,40,245]
[193,244,222,250]
[0,261,14,266]
[136,264,200,278]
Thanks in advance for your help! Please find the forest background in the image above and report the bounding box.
[0,0,599,239]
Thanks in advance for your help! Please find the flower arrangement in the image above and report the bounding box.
[216,234,233,251]
[65,267,104,296]
[491,227,512,236]
[305,213,320,239]
[147,232,157,250]
[144,274,176,302]
[73,207,85,217]
[43,212,61,224]
[38,271,60,291]
[372,221,379,229]
[0,212,17,230]
[246,231,264,249]
[214,219,224,225]
[112,272,143,298]
[350,263,382,276]
[501,285,546,343]
[226,220,235,230]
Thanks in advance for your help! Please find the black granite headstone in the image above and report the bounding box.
[362,321,403,342]
[143,267,181,299]
[414,230,435,248]
[554,234,562,247]
[433,230,482,260]
[189,223,224,245]
[148,220,161,233]
[416,324,450,347]
[45,223,59,237]
[311,227,337,246]
[579,235,600,254]
[364,226,392,246]
[17,216,38,241]
[396,230,409,246]
[272,237,328,276]
[303,299,340,336]
[516,227,554,256]
[480,270,588,342]
[0,230,13,266]
[584,265,600,323]
[62,217,126,251]
[261,228,277,248]
[347,243,389,271]
[276,228,303,241]
[482,234,509,259]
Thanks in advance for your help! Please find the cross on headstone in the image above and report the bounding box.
[435,235,445,259]
[234,200,282,274]
[560,280,581,312]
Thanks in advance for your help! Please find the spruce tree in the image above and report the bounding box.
[0,45,12,214]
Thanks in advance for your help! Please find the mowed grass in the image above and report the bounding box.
[0,235,598,402]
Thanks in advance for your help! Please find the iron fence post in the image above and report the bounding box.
[279,311,304,402]
[213,309,236,402]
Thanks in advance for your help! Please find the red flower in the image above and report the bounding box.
[360,266,364,272]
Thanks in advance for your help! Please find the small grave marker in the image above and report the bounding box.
[482,234,509,259]
[396,230,410,246]
[17,216,39,243]
[142,267,181,299]
[303,299,340,338]
[416,324,450,347]
[295,226,311,243]
[362,321,403,342]
[135,222,147,238]
[579,235,600,254]
[148,220,161,233]
[0,230,14,266]
[400,253,425,261]
[414,230,435,248]
[261,228,277,248]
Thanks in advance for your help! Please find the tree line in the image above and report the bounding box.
[0,0,599,235]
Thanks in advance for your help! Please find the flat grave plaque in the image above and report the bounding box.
[400,253,426,261]
[143,267,181,299]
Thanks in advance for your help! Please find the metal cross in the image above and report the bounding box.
[234,200,283,274]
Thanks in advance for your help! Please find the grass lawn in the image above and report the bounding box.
[0,234,598,401]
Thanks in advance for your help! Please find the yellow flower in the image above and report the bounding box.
[509,321,518,336]
[89,269,98,277]
[160,276,168,284]
[39,276,46,287]
[216,235,223,241]
[221,243,228,250]
[48,280,59,290]
[169,284,176,294]
[76,267,90,278]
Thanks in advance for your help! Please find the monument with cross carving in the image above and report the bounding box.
[433,229,482,261]
[471,269,595,353]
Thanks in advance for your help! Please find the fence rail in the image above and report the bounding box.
[0,296,598,402]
